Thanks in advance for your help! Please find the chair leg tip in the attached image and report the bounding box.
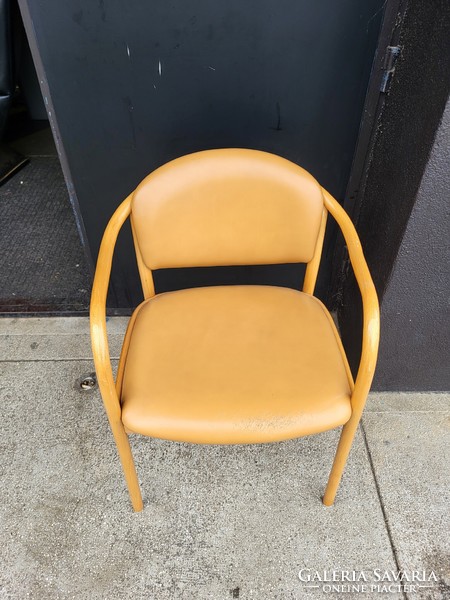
[322,494,335,507]
[130,494,144,512]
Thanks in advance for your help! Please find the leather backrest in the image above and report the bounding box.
[131,148,324,269]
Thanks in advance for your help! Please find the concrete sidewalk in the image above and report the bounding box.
[0,317,448,599]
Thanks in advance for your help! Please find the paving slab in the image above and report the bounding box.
[0,333,126,361]
[0,317,129,336]
[0,317,128,361]
[366,392,450,413]
[0,360,399,600]
[362,396,450,600]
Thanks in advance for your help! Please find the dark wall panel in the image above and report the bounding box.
[21,0,384,308]
[338,0,450,389]
[374,98,450,391]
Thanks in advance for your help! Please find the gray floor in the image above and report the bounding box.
[0,317,449,599]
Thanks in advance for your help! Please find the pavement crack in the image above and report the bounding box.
[360,421,408,600]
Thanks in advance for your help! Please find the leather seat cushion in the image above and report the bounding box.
[120,285,353,443]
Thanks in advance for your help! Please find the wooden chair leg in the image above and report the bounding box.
[111,423,143,512]
[322,416,360,506]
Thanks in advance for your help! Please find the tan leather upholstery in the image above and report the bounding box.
[131,149,324,269]
[120,285,353,444]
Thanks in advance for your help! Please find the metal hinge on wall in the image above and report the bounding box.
[380,46,401,93]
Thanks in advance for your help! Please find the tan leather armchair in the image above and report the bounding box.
[90,149,379,512]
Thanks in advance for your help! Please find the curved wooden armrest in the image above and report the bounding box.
[90,195,132,423]
[322,189,380,415]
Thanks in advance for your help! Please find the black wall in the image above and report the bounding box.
[0,0,12,137]
[338,0,450,390]
[375,99,450,390]
[20,0,384,309]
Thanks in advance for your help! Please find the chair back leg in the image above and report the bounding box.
[322,415,361,506]
[111,423,143,511]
